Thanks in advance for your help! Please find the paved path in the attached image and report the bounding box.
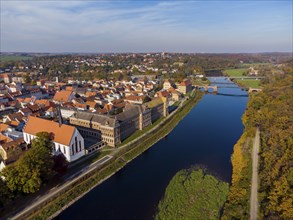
[250,128,260,220]
[9,155,112,220]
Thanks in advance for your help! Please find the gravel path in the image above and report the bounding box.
[250,128,260,220]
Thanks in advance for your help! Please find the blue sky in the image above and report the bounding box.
[1,0,292,53]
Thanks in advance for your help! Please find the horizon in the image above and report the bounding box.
[1,0,292,53]
[1,51,292,55]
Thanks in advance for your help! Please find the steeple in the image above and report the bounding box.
[56,104,63,127]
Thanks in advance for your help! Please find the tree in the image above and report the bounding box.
[30,132,54,181]
[2,132,54,194]
[156,168,229,220]
[223,67,293,219]
[0,178,14,208]
[53,154,68,175]
[24,72,31,83]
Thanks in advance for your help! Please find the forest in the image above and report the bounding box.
[222,60,293,219]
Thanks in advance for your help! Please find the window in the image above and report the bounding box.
[75,137,78,152]
[79,141,82,151]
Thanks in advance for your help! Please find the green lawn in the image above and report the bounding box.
[236,79,261,88]
[224,68,247,77]
[0,55,33,62]
[118,117,164,146]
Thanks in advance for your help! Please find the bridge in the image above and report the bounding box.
[216,93,248,97]
[248,88,262,93]
[217,85,239,88]
[210,82,235,85]
[195,85,218,93]
[225,76,265,80]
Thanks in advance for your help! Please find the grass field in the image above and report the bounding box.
[236,79,261,88]
[224,68,247,77]
[0,55,33,62]
[224,68,262,88]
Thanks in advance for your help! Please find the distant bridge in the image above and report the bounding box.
[209,76,265,81]
[195,84,262,94]
[195,85,218,93]
[210,82,235,85]
[216,93,248,97]
[225,76,265,80]
[248,88,263,93]
[217,86,239,88]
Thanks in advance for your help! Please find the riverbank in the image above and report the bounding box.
[222,128,254,219]
[224,74,293,219]
[14,90,203,220]
[223,68,261,89]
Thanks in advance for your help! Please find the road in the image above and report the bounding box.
[9,155,112,220]
[250,128,260,220]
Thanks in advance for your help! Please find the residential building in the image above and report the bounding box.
[0,136,24,171]
[163,79,174,90]
[124,95,145,104]
[178,79,192,94]
[53,90,75,103]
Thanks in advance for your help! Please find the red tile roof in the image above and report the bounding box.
[180,79,192,86]
[53,90,73,102]
[23,116,75,146]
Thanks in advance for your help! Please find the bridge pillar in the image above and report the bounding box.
[204,85,208,92]
[213,86,218,93]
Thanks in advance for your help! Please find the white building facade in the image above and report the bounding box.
[23,116,85,162]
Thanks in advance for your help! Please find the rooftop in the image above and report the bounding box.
[23,116,76,146]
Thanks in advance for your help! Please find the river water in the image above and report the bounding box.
[57,77,248,220]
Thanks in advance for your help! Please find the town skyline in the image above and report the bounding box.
[1,0,292,53]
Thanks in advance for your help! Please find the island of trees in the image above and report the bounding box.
[156,168,229,220]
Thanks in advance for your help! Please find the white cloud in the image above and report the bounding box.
[0,1,292,52]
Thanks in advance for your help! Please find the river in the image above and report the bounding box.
[57,77,248,220]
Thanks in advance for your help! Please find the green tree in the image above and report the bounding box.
[24,72,31,83]
[156,168,229,220]
[0,178,14,208]
[2,132,53,194]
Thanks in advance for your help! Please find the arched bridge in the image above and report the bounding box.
[195,85,218,93]
[248,88,262,93]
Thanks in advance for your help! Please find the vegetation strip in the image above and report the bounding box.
[223,72,293,219]
[21,90,203,220]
